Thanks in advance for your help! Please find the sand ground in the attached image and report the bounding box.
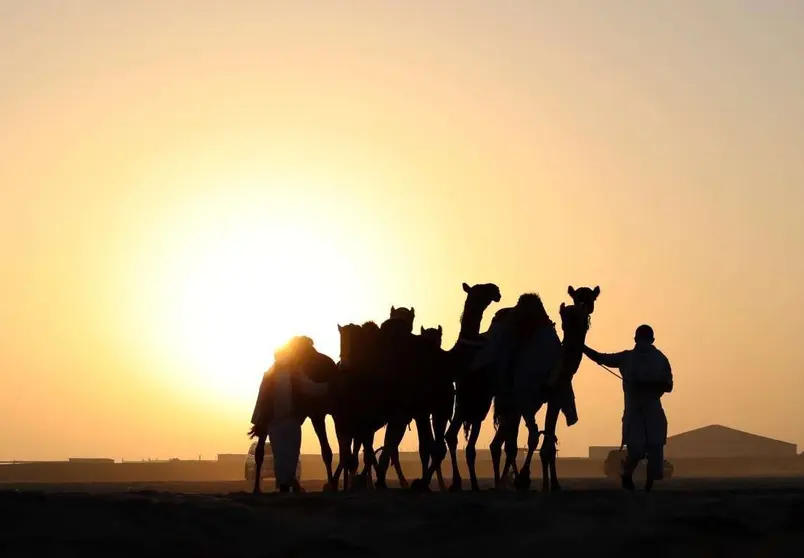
[2,477,803,557]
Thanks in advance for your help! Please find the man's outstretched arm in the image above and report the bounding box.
[583,347,627,368]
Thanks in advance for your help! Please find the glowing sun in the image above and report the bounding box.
[154,206,369,405]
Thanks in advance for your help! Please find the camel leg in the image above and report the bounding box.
[352,437,362,474]
[349,435,370,491]
[515,414,540,492]
[413,416,434,491]
[490,425,504,488]
[521,415,541,471]
[540,400,561,493]
[343,437,359,490]
[377,421,406,489]
[465,421,482,491]
[500,417,520,484]
[391,448,409,488]
[445,415,463,491]
[432,414,449,492]
[310,415,334,490]
[424,402,450,491]
[362,437,376,489]
[332,421,353,492]
[252,433,267,494]
[435,463,446,491]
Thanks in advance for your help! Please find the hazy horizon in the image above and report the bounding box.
[2,0,803,461]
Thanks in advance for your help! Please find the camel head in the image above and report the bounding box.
[567,285,600,315]
[337,323,362,369]
[389,306,415,333]
[462,282,502,307]
[419,325,443,348]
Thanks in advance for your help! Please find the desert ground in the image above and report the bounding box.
[2,477,803,557]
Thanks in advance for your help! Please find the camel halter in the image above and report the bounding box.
[596,362,625,382]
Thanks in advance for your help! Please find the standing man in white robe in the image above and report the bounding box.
[583,324,673,492]
[250,337,329,493]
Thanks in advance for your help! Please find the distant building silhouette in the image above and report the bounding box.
[590,425,797,460]
[665,425,797,459]
[217,453,248,463]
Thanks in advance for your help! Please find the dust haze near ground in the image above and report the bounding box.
[3,478,803,557]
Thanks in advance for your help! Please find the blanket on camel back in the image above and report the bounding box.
[471,310,576,425]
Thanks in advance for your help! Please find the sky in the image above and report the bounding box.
[1,0,803,461]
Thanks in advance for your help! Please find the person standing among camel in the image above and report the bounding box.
[250,337,329,493]
[583,325,673,492]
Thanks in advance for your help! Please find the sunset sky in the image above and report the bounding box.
[1,0,802,461]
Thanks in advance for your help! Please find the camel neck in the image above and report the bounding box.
[459,301,485,338]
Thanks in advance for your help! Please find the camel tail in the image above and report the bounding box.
[492,399,501,431]
[462,421,471,441]
[247,424,267,440]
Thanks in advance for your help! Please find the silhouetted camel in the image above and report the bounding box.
[337,311,449,492]
[536,285,600,492]
[415,324,449,489]
[479,286,600,492]
[440,282,502,491]
[330,321,408,491]
[371,309,454,492]
[247,336,338,493]
[480,294,561,490]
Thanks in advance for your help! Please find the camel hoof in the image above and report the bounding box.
[375,478,388,490]
[410,478,431,493]
[471,482,481,492]
[449,479,463,492]
[551,482,562,492]
[322,482,336,492]
[399,479,409,490]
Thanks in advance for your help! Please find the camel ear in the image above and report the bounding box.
[560,302,566,311]
[462,282,470,293]
[593,285,600,297]
[437,325,442,334]
[410,307,415,316]
[420,326,425,334]
[391,306,395,314]
[567,286,576,297]
[337,324,342,332]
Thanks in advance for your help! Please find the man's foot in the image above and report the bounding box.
[278,483,291,493]
[621,474,635,492]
